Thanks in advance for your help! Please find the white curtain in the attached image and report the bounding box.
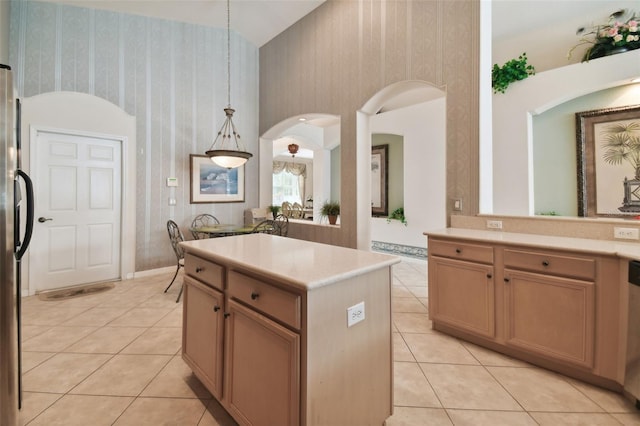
[273,161,307,204]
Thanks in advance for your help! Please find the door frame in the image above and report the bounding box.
[28,126,130,294]
[20,92,136,296]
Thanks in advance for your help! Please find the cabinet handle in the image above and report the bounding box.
[486,273,492,279]
[455,248,462,254]
[504,278,510,283]
[213,306,220,312]
[224,313,230,318]
[250,292,260,300]
[195,267,204,273]
[542,260,550,267]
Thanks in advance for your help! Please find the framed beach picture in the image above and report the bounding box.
[190,154,245,203]
[576,105,640,217]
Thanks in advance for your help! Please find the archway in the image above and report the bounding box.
[356,81,447,254]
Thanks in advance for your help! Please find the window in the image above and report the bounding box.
[273,170,301,206]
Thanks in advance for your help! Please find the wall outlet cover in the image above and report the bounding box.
[347,301,365,327]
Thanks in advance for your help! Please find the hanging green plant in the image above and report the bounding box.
[491,53,536,94]
[386,207,407,226]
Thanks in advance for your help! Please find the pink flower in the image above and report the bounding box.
[614,34,623,42]
[629,20,638,31]
[608,27,619,37]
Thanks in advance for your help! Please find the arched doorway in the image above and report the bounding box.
[356,81,447,253]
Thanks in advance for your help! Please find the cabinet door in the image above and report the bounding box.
[224,300,300,426]
[182,276,224,399]
[429,256,495,338]
[504,269,595,368]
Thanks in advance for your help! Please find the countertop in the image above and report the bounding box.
[180,233,400,291]
[425,228,640,260]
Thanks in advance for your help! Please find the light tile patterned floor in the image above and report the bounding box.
[17,258,640,425]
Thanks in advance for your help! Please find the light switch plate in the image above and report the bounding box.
[167,177,178,187]
[347,302,365,327]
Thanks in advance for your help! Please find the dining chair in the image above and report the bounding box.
[273,213,289,236]
[165,220,185,302]
[292,202,304,219]
[281,201,292,218]
[191,213,221,239]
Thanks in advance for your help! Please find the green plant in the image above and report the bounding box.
[267,204,280,218]
[537,211,559,216]
[386,207,407,225]
[491,53,535,94]
[569,9,639,61]
[320,200,340,216]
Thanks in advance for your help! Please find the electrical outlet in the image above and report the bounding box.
[486,220,503,229]
[614,227,639,240]
[347,302,365,327]
[168,198,177,206]
[453,198,462,211]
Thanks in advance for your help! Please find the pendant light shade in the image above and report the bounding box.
[205,0,252,169]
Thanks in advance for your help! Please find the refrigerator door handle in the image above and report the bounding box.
[15,169,33,260]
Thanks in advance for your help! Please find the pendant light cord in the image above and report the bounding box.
[226,0,231,108]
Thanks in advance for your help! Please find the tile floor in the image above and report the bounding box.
[17,258,640,425]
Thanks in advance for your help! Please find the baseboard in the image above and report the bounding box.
[371,241,427,259]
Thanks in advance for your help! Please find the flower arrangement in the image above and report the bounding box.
[491,53,535,94]
[569,9,640,61]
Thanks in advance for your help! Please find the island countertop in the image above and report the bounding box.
[180,233,400,291]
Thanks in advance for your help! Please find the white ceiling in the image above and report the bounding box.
[37,0,326,47]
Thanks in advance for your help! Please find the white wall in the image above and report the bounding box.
[370,98,447,248]
[491,50,640,216]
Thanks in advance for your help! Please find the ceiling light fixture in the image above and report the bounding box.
[288,143,299,157]
[205,0,252,169]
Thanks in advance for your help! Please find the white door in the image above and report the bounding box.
[30,130,122,292]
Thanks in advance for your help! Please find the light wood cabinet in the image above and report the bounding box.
[504,269,595,368]
[427,235,624,388]
[224,299,300,426]
[182,276,224,399]
[180,235,397,426]
[429,256,495,338]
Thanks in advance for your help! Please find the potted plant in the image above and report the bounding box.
[569,9,640,62]
[267,204,280,219]
[491,53,535,94]
[320,200,340,225]
[386,207,407,226]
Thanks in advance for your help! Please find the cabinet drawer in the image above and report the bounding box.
[185,253,224,290]
[429,239,493,264]
[503,249,595,281]
[228,271,301,330]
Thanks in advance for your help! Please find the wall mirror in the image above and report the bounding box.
[259,114,341,225]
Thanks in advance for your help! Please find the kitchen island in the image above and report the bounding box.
[179,233,399,426]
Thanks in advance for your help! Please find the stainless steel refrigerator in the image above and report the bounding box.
[0,64,34,426]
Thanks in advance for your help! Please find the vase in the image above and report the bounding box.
[328,215,337,225]
[604,46,630,56]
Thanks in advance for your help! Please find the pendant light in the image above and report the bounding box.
[205,0,252,169]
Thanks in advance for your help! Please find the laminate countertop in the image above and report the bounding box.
[180,233,400,291]
[425,228,640,260]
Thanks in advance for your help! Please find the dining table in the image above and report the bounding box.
[190,223,271,238]
[189,224,257,238]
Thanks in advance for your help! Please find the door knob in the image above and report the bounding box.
[38,217,52,223]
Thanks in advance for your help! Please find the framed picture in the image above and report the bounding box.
[576,104,640,217]
[371,144,388,216]
[190,154,245,203]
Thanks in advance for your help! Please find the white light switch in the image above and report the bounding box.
[347,302,365,327]
[167,177,178,187]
